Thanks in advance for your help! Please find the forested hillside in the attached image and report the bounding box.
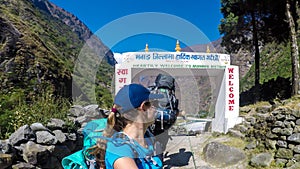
[219,0,300,102]
[0,0,114,139]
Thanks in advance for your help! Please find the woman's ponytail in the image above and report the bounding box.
[89,106,129,168]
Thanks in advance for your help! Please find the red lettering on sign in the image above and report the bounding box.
[229,99,235,104]
[228,67,235,111]
[118,78,127,83]
[117,69,128,75]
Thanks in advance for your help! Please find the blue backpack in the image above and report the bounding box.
[61,118,107,169]
[148,74,179,135]
[61,118,158,169]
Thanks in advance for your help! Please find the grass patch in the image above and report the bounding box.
[220,136,247,150]
[0,89,73,139]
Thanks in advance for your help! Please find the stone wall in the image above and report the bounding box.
[0,105,107,169]
[4,100,300,168]
[232,101,300,168]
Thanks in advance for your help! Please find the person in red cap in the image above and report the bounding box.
[89,83,164,169]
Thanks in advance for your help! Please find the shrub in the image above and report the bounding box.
[0,89,71,139]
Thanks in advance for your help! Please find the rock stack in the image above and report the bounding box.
[233,101,300,168]
[0,104,108,169]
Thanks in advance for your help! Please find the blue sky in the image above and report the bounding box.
[49,0,223,53]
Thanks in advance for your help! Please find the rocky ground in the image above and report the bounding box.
[163,134,213,169]
[163,132,251,169]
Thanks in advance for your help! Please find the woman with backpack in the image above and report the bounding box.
[89,83,164,169]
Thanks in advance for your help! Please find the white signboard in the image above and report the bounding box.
[115,52,242,133]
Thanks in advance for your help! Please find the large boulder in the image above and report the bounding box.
[20,141,50,165]
[35,131,57,145]
[203,142,246,168]
[47,118,66,130]
[250,152,273,167]
[9,125,35,146]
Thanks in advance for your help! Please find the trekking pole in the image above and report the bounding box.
[187,135,197,169]
[185,118,197,169]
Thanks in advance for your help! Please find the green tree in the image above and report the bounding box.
[286,0,300,95]
[219,0,289,98]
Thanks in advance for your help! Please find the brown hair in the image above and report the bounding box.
[87,106,132,168]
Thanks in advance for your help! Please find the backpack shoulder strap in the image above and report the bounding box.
[62,150,88,169]
[110,132,161,167]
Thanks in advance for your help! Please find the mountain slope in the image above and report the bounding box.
[0,0,116,111]
[0,0,115,138]
[1,0,78,96]
[30,0,115,65]
[0,0,114,99]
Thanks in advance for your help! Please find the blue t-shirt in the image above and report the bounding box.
[105,132,163,169]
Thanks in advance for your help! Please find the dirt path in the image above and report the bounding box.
[163,133,214,169]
